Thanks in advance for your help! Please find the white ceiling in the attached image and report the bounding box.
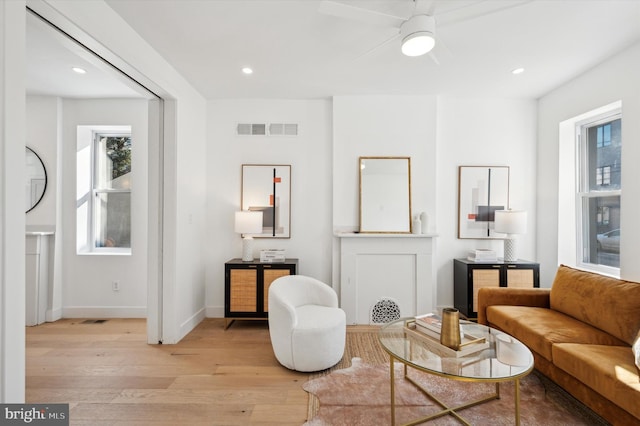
[28,0,640,100]
[26,12,149,99]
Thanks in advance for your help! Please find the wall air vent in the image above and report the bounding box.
[237,123,298,136]
[237,123,266,135]
[269,123,298,136]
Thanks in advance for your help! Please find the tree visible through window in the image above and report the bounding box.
[94,134,132,249]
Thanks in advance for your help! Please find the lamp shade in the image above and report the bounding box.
[235,211,263,234]
[494,210,527,235]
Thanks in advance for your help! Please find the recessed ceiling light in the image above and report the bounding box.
[72,67,87,74]
[511,67,525,75]
[242,67,253,75]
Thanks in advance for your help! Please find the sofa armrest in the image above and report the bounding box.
[477,287,551,325]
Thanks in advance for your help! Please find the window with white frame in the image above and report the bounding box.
[577,115,621,270]
[77,125,132,254]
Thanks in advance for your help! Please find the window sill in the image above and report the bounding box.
[77,251,131,256]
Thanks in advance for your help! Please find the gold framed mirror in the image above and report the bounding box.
[359,156,411,233]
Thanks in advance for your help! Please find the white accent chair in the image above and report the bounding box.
[268,275,346,372]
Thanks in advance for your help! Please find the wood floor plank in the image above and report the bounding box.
[26,318,311,425]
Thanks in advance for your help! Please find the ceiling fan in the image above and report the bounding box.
[318,0,531,61]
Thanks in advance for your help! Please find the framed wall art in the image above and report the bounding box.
[458,165,510,239]
[241,164,291,238]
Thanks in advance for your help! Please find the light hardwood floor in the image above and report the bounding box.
[26,318,311,425]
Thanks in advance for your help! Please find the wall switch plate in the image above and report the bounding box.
[112,281,120,292]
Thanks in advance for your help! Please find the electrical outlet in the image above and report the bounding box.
[112,281,120,292]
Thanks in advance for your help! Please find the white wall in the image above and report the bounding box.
[332,95,438,298]
[538,41,640,284]
[57,99,148,317]
[26,96,62,321]
[26,96,59,227]
[206,99,332,316]
[33,0,209,343]
[436,97,538,302]
[1,0,27,403]
[331,95,537,309]
[332,95,438,232]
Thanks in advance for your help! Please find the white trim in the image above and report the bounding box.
[1,0,26,402]
[179,308,206,341]
[45,307,62,322]
[558,100,622,276]
[62,306,146,318]
[205,306,224,318]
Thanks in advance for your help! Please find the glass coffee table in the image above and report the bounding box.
[378,318,534,426]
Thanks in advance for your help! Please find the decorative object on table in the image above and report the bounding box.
[235,210,263,262]
[415,312,442,333]
[412,215,421,234]
[440,307,462,350]
[494,209,527,262]
[420,211,428,234]
[467,248,498,262]
[496,333,531,367]
[260,249,285,263]
[404,321,488,358]
[241,164,291,238]
[458,165,510,239]
[359,157,411,233]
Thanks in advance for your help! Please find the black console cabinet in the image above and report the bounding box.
[454,258,540,319]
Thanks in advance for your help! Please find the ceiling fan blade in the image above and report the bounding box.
[353,33,401,62]
[318,0,406,28]
[428,51,440,66]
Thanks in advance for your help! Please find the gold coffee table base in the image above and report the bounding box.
[390,356,523,426]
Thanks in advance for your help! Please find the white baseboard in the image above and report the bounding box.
[46,308,63,322]
[205,305,224,318]
[179,307,206,340]
[62,306,147,318]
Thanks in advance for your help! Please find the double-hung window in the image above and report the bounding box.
[93,133,132,250]
[577,114,621,271]
[77,125,132,254]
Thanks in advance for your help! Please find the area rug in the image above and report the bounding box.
[304,328,608,425]
[304,357,605,425]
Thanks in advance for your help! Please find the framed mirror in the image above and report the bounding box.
[241,164,291,238]
[26,146,47,213]
[359,156,411,233]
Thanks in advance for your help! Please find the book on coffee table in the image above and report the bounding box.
[404,320,489,358]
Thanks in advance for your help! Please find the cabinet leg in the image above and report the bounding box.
[224,319,235,330]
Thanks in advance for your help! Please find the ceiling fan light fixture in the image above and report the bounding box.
[400,15,436,57]
[401,32,435,56]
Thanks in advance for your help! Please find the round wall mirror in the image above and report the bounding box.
[26,146,47,213]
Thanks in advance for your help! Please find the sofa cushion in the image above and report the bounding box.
[553,343,640,420]
[486,305,628,361]
[634,329,640,370]
[550,265,640,345]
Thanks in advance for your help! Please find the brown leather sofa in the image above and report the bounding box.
[477,264,640,425]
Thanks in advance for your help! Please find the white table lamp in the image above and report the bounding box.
[494,210,527,262]
[235,211,263,262]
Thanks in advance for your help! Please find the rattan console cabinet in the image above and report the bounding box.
[454,258,539,320]
[224,258,298,328]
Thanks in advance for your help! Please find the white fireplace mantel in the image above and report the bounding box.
[335,232,437,324]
